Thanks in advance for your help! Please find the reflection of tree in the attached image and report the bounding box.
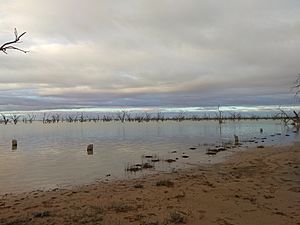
[0,28,28,54]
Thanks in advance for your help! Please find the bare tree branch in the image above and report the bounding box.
[0,28,28,54]
[292,74,300,97]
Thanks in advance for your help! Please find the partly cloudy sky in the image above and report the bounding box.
[0,0,300,110]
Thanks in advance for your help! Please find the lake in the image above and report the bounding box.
[0,120,299,194]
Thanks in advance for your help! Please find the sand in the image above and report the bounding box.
[0,143,299,225]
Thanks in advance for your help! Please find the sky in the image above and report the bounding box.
[0,0,300,111]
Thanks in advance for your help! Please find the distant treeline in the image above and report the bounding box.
[0,110,298,125]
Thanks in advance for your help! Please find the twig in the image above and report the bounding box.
[0,28,28,54]
[292,74,300,97]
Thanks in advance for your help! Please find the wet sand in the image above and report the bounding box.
[0,143,299,225]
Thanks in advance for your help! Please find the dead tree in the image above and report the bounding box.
[11,115,21,125]
[292,74,300,98]
[217,105,223,124]
[274,75,300,128]
[1,114,10,124]
[277,107,300,127]
[0,28,28,54]
[27,114,36,123]
[117,110,128,123]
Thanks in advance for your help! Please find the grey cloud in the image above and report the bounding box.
[0,0,300,110]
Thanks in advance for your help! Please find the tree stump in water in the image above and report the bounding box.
[87,144,93,155]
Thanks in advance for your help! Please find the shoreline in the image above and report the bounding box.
[0,142,299,225]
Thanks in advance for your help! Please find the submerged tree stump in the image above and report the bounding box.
[234,135,239,146]
[87,144,93,155]
[12,139,17,150]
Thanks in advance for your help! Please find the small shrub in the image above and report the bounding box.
[156,180,174,187]
[110,203,134,213]
[32,211,50,218]
[169,211,186,224]
[134,184,144,189]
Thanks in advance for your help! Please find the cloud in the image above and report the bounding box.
[0,0,300,110]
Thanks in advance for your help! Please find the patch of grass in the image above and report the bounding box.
[1,218,32,225]
[32,211,50,218]
[126,162,154,172]
[169,211,186,224]
[67,205,104,224]
[134,184,144,189]
[156,180,174,187]
[141,222,159,225]
[89,205,104,214]
[110,203,134,213]
[175,192,186,199]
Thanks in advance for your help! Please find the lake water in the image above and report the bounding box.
[0,120,299,194]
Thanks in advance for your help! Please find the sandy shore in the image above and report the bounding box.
[0,143,299,225]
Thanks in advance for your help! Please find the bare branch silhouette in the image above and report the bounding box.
[0,28,28,54]
[292,74,300,97]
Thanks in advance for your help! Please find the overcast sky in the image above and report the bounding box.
[0,0,300,110]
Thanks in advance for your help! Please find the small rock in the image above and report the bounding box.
[206,148,219,155]
[142,163,154,169]
[127,166,141,172]
[151,159,160,162]
[165,159,176,163]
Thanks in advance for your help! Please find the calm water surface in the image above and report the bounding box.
[0,120,299,194]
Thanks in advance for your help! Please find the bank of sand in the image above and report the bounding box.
[0,143,299,225]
